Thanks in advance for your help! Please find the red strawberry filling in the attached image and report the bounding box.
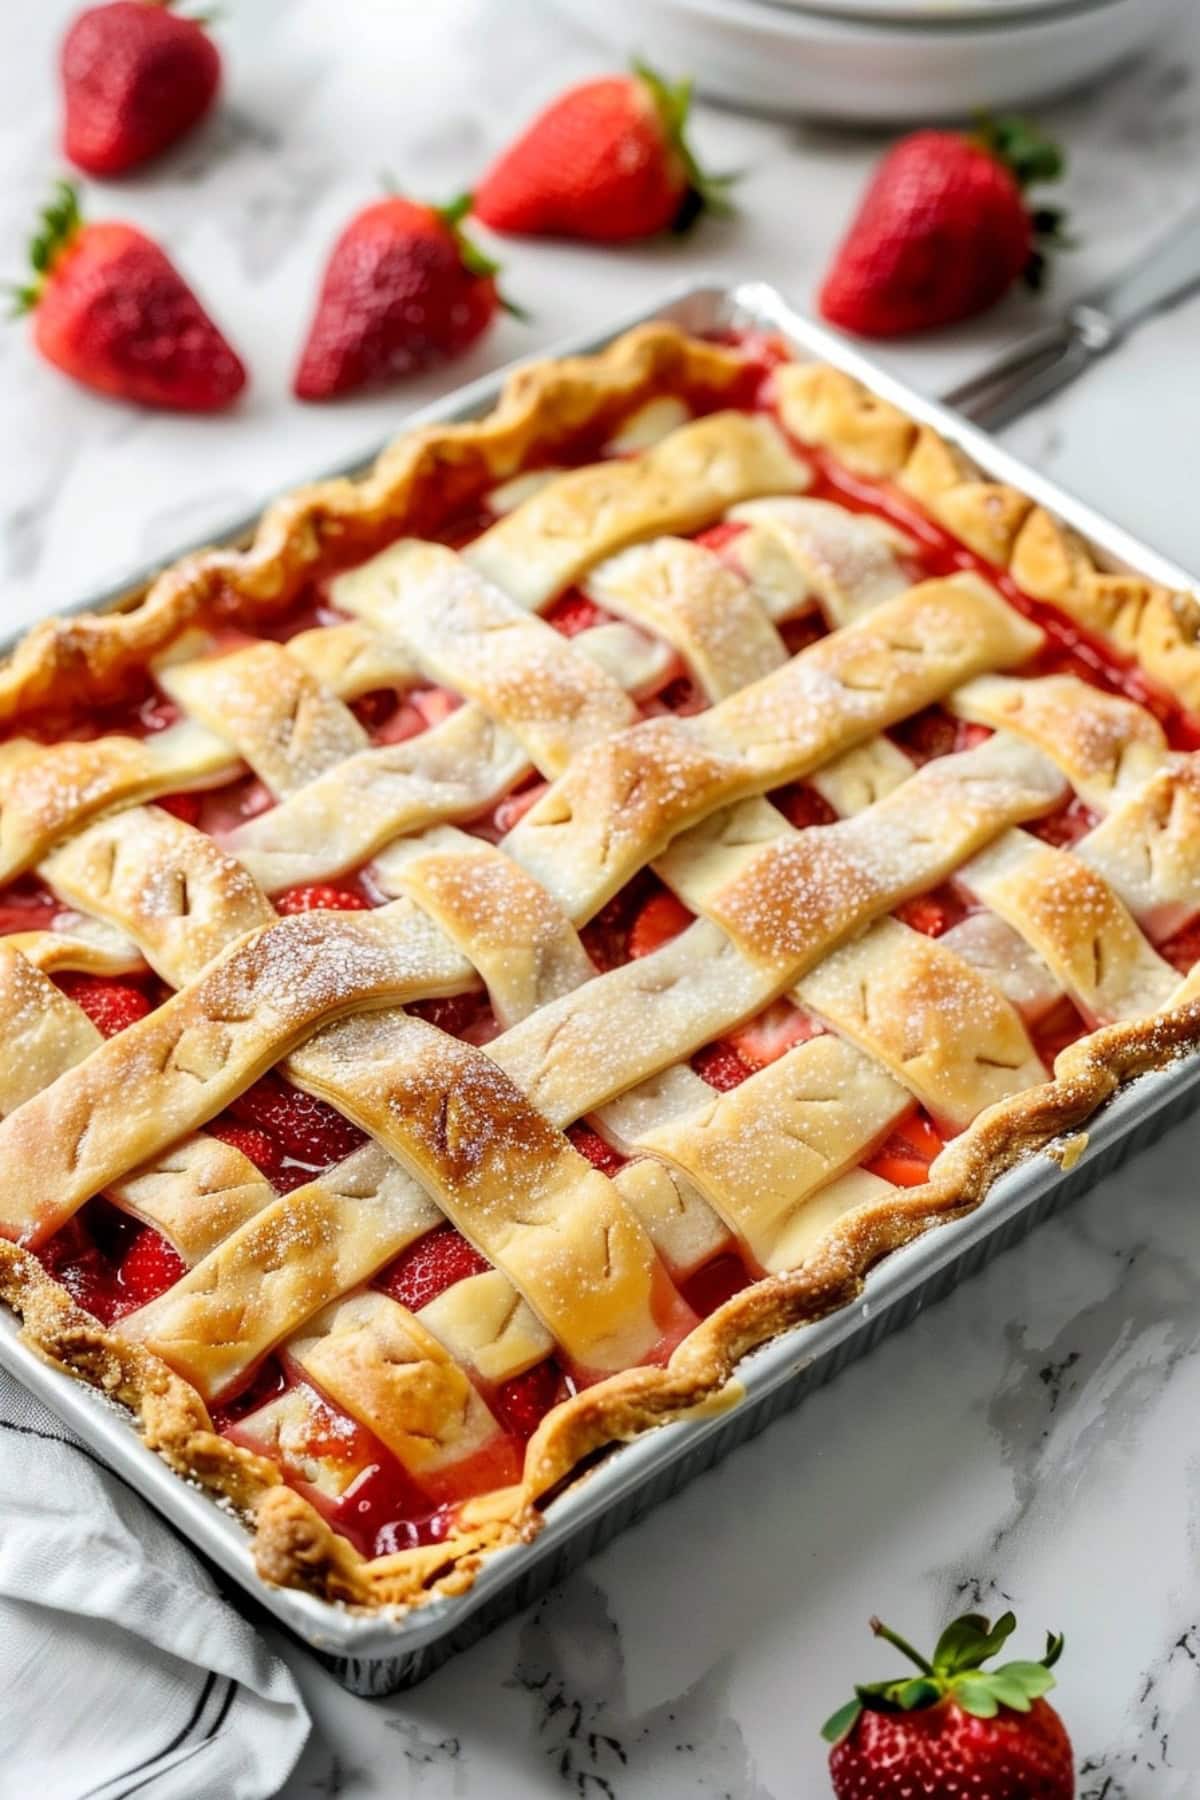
[863,1109,944,1187]
[641,672,705,718]
[890,707,991,766]
[0,874,65,935]
[374,1224,490,1313]
[228,1074,368,1183]
[566,1123,625,1176]
[1030,995,1090,1068]
[275,882,371,915]
[494,1359,567,1439]
[55,973,152,1037]
[780,613,830,657]
[772,782,838,831]
[627,889,693,959]
[1162,916,1200,976]
[36,1201,185,1324]
[545,589,608,637]
[349,681,460,745]
[893,884,971,940]
[724,999,821,1070]
[206,1120,285,1181]
[691,1041,754,1091]
[117,1223,187,1309]
[1028,794,1100,850]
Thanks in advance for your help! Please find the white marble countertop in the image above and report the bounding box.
[4,3,1200,1795]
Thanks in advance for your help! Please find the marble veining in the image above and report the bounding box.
[4,3,1200,1795]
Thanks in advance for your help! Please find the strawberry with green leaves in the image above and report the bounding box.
[824,1609,1073,1798]
[13,181,246,412]
[293,193,522,401]
[473,62,734,243]
[819,117,1070,338]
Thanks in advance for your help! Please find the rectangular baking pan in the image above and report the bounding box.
[3,279,1198,1695]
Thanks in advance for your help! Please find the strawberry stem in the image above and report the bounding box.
[376,184,531,324]
[870,1616,936,1676]
[9,179,83,317]
[439,197,531,322]
[823,1608,1065,1743]
[631,58,739,230]
[974,114,1065,190]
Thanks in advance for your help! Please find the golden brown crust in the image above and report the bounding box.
[0,324,749,725]
[3,325,1200,1624]
[778,361,1200,716]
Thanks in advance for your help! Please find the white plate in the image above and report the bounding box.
[552,0,1187,121]
[760,0,1121,24]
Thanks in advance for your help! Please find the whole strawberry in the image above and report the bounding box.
[13,182,246,411]
[61,0,221,177]
[294,193,519,401]
[824,1609,1073,1799]
[473,61,734,242]
[819,118,1069,337]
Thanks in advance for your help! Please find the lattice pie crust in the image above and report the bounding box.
[2,323,1200,1614]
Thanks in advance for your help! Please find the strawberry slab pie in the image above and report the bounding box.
[3,311,1200,1623]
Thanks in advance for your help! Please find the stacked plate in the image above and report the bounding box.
[552,0,1187,121]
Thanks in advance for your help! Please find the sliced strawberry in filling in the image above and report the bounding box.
[545,589,608,637]
[566,1123,625,1176]
[375,1224,490,1313]
[680,1252,753,1319]
[156,790,204,826]
[890,706,962,765]
[1028,795,1100,850]
[132,689,181,735]
[1161,916,1200,977]
[407,990,493,1040]
[0,874,64,935]
[196,774,274,838]
[863,1109,944,1187]
[691,1041,754,1091]
[692,520,748,560]
[493,1358,567,1439]
[780,614,829,656]
[772,782,838,831]
[56,973,152,1037]
[579,870,668,973]
[206,1120,285,1180]
[1030,995,1090,1067]
[628,889,693,959]
[37,1202,184,1323]
[643,673,705,717]
[275,882,372,915]
[36,1213,121,1322]
[354,690,428,744]
[116,1223,187,1312]
[411,686,461,729]
[229,1075,367,1175]
[356,685,460,746]
[491,779,550,838]
[724,999,820,1071]
[893,882,971,939]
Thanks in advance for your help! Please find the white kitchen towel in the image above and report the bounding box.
[0,1367,311,1800]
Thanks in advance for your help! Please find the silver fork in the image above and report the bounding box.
[943,202,1200,429]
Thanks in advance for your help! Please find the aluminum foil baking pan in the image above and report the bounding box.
[2,279,1197,1693]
